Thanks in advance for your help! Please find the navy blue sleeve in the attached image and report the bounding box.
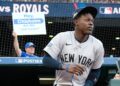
[43,54,63,70]
[84,68,101,86]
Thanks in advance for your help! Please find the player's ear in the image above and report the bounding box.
[73,19,78,26]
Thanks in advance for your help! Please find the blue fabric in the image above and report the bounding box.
[43,54,62,70]
[66,64,70,72]
[25,42,35,48]
[84,80,94,86]
[84,68,101,86]
[20,51,38,58]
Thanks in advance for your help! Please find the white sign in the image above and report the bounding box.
[12,12,46,35]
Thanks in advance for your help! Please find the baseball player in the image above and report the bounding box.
[43,6,104,86]
[12,32,38,58]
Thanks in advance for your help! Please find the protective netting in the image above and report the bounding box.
[0,16,120,57]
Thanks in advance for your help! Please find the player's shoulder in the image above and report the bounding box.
[90,36,104,53]
[57,31,73,35]
[90,35,103,47]
[56,31,74,38]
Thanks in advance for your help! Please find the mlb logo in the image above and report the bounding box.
[99,7,112,14]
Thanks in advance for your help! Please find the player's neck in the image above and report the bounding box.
[74,31,89,43]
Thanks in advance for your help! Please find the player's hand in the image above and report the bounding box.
[63,64,86,75]
[12,31,17,38]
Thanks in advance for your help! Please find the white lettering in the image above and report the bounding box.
[113,8,119,14]
[20,4,26,13]
[13,4,19,13]
[26,4,32,12]
[5,6,10,12]
[0,6,10,12]
[43,4,49,14]
[0,6,5,12]
[38,4,41,12]
[32,4,38,12]
[22,59,42,63]
[119,8,120,14]
[13,4,49,14]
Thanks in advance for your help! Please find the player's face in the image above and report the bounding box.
[74,13,94,35]
[25,46,35,55]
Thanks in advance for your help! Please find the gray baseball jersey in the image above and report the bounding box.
[44,31,104,86]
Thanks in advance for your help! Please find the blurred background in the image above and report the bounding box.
[0,0,120,57]
[0,0,120,86]
[1,0,120,3]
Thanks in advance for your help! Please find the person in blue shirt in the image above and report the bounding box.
[12,32,38,58]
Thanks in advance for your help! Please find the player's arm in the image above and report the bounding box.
[12,32,22,56]
[43,53,62,70]
[84,68,101,86]
[43,32,85,75]
[84,42,104,86]
[43,52,85,75]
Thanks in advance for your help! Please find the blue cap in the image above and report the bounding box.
[25,42,35,48]
[73,6,97,19]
